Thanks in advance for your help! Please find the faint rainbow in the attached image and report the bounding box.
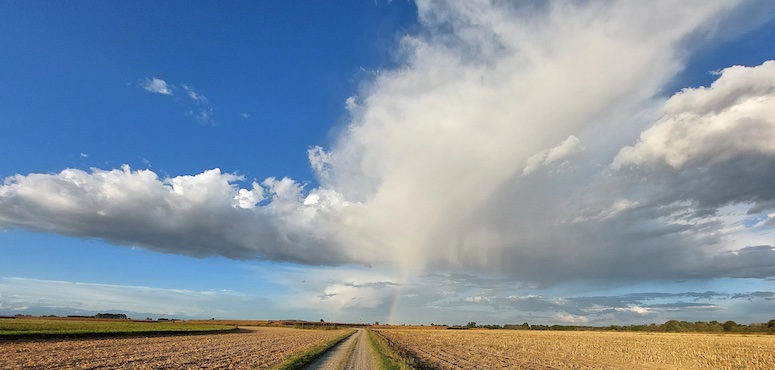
[385,283,403,324]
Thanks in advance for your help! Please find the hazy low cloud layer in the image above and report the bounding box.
[5,271,772,325]
[0,277,268,318]
[2,0,775,285]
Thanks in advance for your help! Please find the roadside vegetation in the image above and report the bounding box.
[270,329,356,370]
[0,317,236,339]
[367,329,421,370]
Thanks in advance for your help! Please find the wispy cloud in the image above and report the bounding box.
[181,84,214,125]
[139,78,214,125]
[141,77,173,95]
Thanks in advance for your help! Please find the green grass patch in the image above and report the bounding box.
[0,318,237,339]
[270,329,356,370]
[367,329,419,370]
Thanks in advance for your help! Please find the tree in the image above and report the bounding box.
[664,320,683,332]
[723,320,737,332]
[467,322,477,328]
[694,321,710,332]
[706,320,723,332]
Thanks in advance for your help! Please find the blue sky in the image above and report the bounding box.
[2,1,775,325]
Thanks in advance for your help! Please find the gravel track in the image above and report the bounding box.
[0,326,350,369]
[304,328,377,370]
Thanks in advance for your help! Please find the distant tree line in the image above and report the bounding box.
[606,319,775,333]
[63,313,129,319]
[462,319,775,333]
[95,313,127,319]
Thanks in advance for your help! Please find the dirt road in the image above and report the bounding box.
[304,328,378,370]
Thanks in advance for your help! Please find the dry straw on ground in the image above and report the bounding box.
[376,328,775,369]
[0,326,350,369]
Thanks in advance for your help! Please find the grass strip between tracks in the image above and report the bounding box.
[336,331,359,369]
[367,329,421,370]
[271,329,357,370]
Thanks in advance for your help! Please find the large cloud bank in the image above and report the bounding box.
[2,0,775,284]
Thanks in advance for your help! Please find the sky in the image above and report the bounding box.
[1,0,775,326]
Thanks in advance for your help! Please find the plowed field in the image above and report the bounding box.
[376,328,775,369]
[0,326,350,369]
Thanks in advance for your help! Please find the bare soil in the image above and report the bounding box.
[376,328,775,369]
[0,326,350,369]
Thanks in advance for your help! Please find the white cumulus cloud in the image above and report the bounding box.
[141,77,173,95]
[0,166,367,265]
[613,61,775,170]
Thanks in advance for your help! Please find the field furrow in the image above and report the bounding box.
[0,327,350,369]
[376,328,775,369]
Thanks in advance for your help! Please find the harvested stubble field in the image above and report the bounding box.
[376,328,775,369]
[0,326,351,369]
[0,318,234,338]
